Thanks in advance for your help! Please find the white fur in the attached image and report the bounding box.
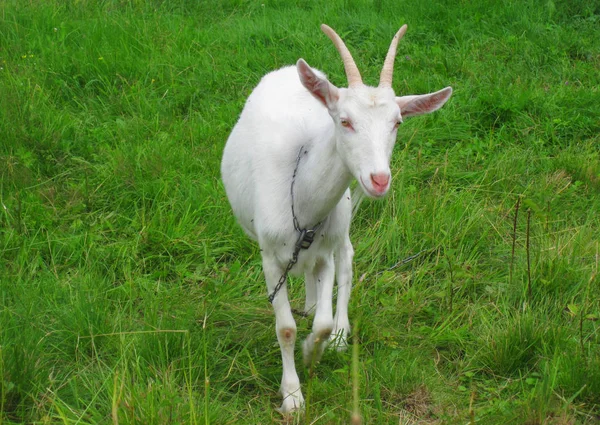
[221,35,452,413]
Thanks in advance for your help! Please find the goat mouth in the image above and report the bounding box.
[359,176,387,199]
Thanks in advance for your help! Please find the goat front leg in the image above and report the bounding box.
[302,255,335,366]
[263,255,304,413]
[331,236,354,350]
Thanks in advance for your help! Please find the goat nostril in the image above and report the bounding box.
[370,173,390,190]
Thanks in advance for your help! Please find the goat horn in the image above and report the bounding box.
[379,24,407,88]
[321,24,363,88]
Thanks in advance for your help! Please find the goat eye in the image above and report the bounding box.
[340,119,353,129]
[394,120,402,129]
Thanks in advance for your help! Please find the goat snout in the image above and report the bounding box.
[370,173,390,193]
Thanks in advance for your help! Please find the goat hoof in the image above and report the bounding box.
[278,391,304,414]
[329,328,349,351]
[302,328,332,366]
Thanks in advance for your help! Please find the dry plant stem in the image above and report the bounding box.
[84,166,91,214]
[446,253,454,312]
[469,389,476,425]
[305,340,320,424]
[0,346,4,424]
[351,324,362,425]
[187,332,197,425]
[15,189,22,235]
[580,305,585,355]
[510,196,521,285]
[526,209,532,301]
[111,372,124,425]
[581,272,597,356]
[203,311,209,425]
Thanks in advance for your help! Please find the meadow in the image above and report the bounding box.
[1,0,599,423]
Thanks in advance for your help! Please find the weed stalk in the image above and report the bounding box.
[351,322,362,425]
[111,371,124,425]
[84,166,91,214]
[580,272,596,356]
[445,252,454,313]
[187,331,197,425]
[305,343,317,425]
[0,346,4,425]
[15,189,22,235]
[510,196,521,285]
[203,311,210,425]
[469,388,476,425]
[526,208,532,302]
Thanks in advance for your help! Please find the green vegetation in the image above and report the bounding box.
[1,0,599,423]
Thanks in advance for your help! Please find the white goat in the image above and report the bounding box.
[221,24,452,413]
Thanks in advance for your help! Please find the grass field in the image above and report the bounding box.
[1,0,600,423]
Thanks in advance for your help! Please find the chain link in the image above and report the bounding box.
[267,240,300,304]
[267,146,322,304]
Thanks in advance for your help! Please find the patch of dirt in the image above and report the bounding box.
[397,385,440,425]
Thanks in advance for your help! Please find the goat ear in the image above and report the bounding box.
[297,59,340,109]
[396,87,452,119]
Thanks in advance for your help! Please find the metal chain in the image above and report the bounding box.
[267,242,300,304]
[267,146,322,304]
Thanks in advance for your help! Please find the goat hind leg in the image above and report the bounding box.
[304,269,317,315]
[302,255,335,367]
[331,236,354,350]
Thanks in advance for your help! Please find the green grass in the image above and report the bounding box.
[1,0,599,423]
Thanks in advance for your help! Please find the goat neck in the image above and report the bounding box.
[291,128,353,230]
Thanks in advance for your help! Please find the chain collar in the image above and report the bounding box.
[267,146,323,304]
